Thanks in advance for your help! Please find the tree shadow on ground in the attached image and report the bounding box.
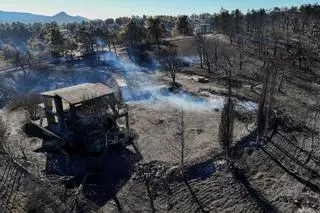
[233,129,257,150]
[285,75,320,96]
[281,89,314,110]
[261,146,320,194]
[267,139,320,179]
[183,177,209,213]
[231,167,279,213]
[258,130,320,194]
[276,132,320,165]
[45,146,142,207]
[184,158,222,180]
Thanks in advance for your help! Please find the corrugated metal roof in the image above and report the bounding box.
[40,83,114,105]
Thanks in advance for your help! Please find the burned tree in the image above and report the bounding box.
[166,109,207,213]
[219,97,235,163]
[236,36,245,71]
[194,32,206,69]
[256,67,270,145]
[134,163,157,213]
[256,63,278,145]
[202,38,220,73]
[218,43,245,94]
[218,51,235,164]
[304,109,319,165]
[161,45,183,87]
[166,108,189,175]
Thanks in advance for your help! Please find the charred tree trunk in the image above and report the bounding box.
[199,50,203,69]
[214,46,218,72]
[256,68,271,145]
[156,36,160,49]
[204,52,211,73]
[143,173,156,213]
[107,42,111,52]
[112,41,117,56]
[277,73,285,93]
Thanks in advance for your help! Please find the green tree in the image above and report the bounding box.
[104,30,112,51]
[216,9,234,44]
[76,27,95,56]
[109,29,119,55]
[177,15,190,36]
[147,17,166,48]
[45,26,65,57]
[105,18,115,26]
[103,29,119,55]
[64,35,78,59]
[122,20,146,45]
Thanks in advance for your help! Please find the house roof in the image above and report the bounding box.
[40,83,115,105]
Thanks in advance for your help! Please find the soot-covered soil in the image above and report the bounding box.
[101,51,320,213]
[1,36,320,212]
[128,102,251,164]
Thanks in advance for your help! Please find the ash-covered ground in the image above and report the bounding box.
[1,41,319,213]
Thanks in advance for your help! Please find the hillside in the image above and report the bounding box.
[0,10,89,24]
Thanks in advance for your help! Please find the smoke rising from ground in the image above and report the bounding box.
[0,51,256,111]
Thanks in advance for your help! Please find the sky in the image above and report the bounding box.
[0,0,319,19]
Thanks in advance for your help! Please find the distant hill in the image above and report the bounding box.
[0,11,89,24]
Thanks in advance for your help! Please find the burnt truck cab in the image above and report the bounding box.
[34,83,130,154]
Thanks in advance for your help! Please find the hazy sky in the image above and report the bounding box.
[0,0,319,19]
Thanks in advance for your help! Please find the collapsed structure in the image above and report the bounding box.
[33,83,130,153]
